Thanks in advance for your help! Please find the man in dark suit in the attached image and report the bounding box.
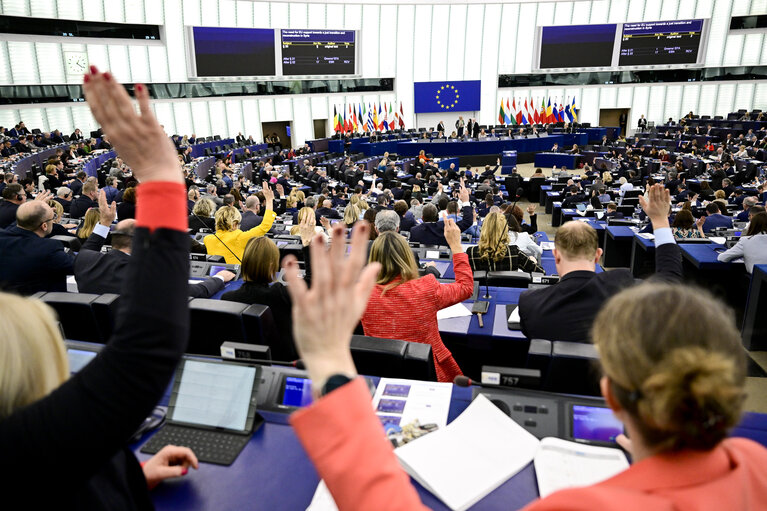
[437,121,445,134]
[637,115,648,132]
[239,195,265,231]
[54,187,73,214]
[409,187,474,245]
[0,199,74,294]
[472,119,480,138]
[0,183,26,228]
[518,185,682,342]
[604,202,624,219]
[1,140,17,157]
[561,185,588,209]
[394,200,416,232]
[701,202,733,233]
[316,199,341,220]
[69,180,98,218]
[619,112,628,136]
[50,130,64,144]
[74,193,234,297]
[466,119,475,138]
[68,171,87,197]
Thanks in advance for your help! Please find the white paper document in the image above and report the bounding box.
[710,236,727,245]
[533,437,629,498]
[436,303,473,320]
[637,233,655,240]
[372,378,453,429]
[307,481,338,511]
[395,394,540,511]
[540,242,555,251]
[508,306,521,324]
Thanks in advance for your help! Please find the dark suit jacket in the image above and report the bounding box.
[399,211,417,232]
[240,210,264,232]
[408,205,473,245]
[316,207,340,219]
[0,226,74,294]
[518,243,682,342]
[54,197,71,214]
[74,232,223,298]
[116,201,135,220]
[0,200,19,228]
[188,215,215,234]
[69,195,97,219]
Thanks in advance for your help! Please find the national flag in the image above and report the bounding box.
[367,103,375,131]
[554,103,562,122]
[498,99,506,125]
[533,98,540,124]
[333,105,339,132]
[546,98,553,123]
[540,97,546,125]
[564,98,573,123]
[506,98,514,125]
[377,103,383,130]
[382,102,389,131]
[352,104,358,132]
[571,97,578,122]
[388,102,394,130]
[527,98,535,125]
[373,103,379,131]
[361,103,368,132]
[512,98,520,125]
[521,98,529,125]
[399,102,405,128]
[558,103,565,123]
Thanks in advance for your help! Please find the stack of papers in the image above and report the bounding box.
[437,303,473,320]
[534,438,629,497]
[372,378,453,430]
[395,394,540,511]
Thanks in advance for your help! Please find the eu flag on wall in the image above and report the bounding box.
[413,80,482,113]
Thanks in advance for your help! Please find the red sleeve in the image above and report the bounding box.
[290,378,427,511]
[135,181,188,232]
[434,252,474,309]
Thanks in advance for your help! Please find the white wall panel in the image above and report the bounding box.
[0,110,20,131]
[241,99,260,141]
[201,0,220,26]
[310,96,328,119]
[663,85,683,122]
[123,0,145,23]
[2,0,29,16]
[326,5,344,29]
[627,0,645,22]
[103,0,126,23]
[643,0,663,21]
[752,0,767,13]
[128,46,151,83]
[617,86,634,107]
[735,83,755,111]
[714,83,735,117]
[288,2,308,28]
[172,102,194,137]
[754,83,767,107]
[463,5,484,81]
[190,101,211,137]
[0,42,11,84]
[147,46,170,82]
[535,3,555,27]
[342,4,362,30]
[579,87,600,126]
[207,100,228,137]
[660,0,680,19]
[274,97,292,120]
[164,0,187,82]
[36,43,66,83]
[153,102,176,135]
[361,4,380,77]
[7,42,39,84]
[677,0,697,17]
[86,45,109,73]
[447,4,469,79]
[292,96,312,144]
[570,1,591,24]
[681,84,700,116]
[480,4,502,126]
[30,0,56,17]
[56,0,82,19]
[630,86,650,128]
[379,5,397,78]
[45,107,73,135]
[70,104,97,134]
[647,85,666,123]
[412,5,432,83]
[225,99,245,139]
[428,5,449,82]
[307,3,325,29]
[553,2,573,25]
[258,98,275,122]
[515,4,537,73]
[697,83,719,116]
[600,87,617,109]
[608,0,629,22]
[107,46,131,83]
[20,108,45,133]
[395,4,415,127]
[82,1,105,22]
[589,1,610,24]
[143,0,163,24]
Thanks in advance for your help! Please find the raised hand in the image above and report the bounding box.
[96,189,117,226]
[639,184,671,227]
[443,213,462,252]
[282,222,380,395]
[83,66,182,184]
[33,190,53,203]
[527,204,536,215]
[262,181,274,204]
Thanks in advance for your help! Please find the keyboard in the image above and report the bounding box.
[141,424,251,466]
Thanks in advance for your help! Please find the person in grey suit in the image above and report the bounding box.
[74,192,235,296]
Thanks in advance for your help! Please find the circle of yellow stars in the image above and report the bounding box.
[436,84,460,110]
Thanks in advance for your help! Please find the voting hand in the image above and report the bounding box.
[639,184,671,226]
[83,66,182,184]
[283,222,380,395]
[443,214,462,253]
[97,190,117,226]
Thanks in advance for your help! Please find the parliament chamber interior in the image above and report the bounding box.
[2,0,767,509]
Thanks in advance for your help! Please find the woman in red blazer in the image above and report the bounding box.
[282,185,767,511]
[360,217,473,382]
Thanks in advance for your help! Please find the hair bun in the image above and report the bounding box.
[638,347,744,450]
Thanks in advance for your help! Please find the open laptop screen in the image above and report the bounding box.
[170,360,257,432]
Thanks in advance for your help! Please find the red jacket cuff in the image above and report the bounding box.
[136,182,188,232]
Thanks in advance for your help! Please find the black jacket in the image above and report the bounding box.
[0,225,189,509]
[518,243,682,342]
[408,205,474,245]
[316,207,340,219]
[74,231,223,298]
[69,195,97,219]
[0,225,74,294]
[0,199,19,228]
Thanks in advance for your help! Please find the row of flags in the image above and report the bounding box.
[333,102,406,133]
[498,97,578,126]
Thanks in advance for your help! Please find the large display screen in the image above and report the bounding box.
[619,19,704,66]
[539,24,617,69]
[281,30,356,75]
[192,27,276,77]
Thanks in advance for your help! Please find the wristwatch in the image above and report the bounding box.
[320,374,354,396]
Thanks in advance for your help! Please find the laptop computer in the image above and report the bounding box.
[141,358,263,465]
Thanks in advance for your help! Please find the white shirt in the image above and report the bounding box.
[619,182,634,196]
[510,231,543,261]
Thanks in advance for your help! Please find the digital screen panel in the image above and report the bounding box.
[571,405,623,443]
[281,30,355,75]
[192,27,276,77]
[281,377,313,408]
[539,24,617,69]
[619,19,703,66]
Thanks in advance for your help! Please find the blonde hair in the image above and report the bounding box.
[554,221,599,261]
[714,190,726,200]
[593,283,746,452]
[350,195,369,211]
[215,205,242,232]
[47,199,63,221]
[192,198,215,217]
[77,208,100,239]
[290,207,316,235]
[241,237,280,284]
[286,196,298,209]
[602,171,612,183]
[369,231,419,294]
[343,204,360,225]
[289,189,305,203]
[477,212,509,262]
[0,294,69,420]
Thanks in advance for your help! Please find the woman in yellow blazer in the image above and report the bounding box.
[204,182,276,264]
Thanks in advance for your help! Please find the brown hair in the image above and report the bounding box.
[745,211,767,236]
[593,283,746,452]
[369,231,418,294]
[82,181,97,196]
[671,209,695,229]
[241,237,280,284]
[122,187,137,204]
[554,221,599,260]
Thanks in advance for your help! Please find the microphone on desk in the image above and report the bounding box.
[453,376,512,417]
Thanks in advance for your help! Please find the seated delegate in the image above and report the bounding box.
[204,183,276,263]
[284,218,767,511]
[221,214,314,360]
[466,211,543,273]
[1,69,199,507]
[717,211,767,273]
[361,218,473,382]
[518,185,683,342]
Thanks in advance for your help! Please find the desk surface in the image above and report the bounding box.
[680,242,745,270]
